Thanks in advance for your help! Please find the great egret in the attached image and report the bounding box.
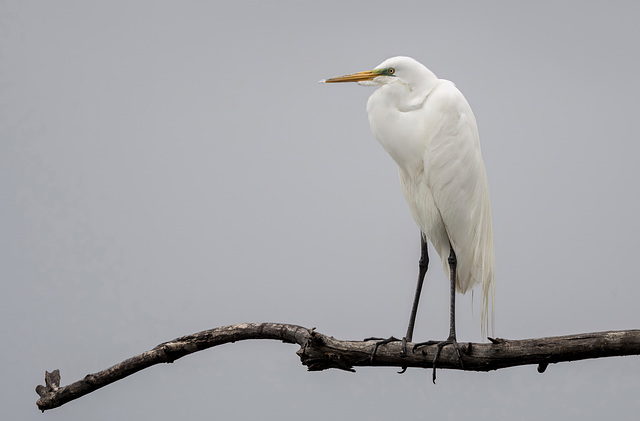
[322,56,494,380]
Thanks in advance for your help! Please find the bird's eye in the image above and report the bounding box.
[387,68,395,75]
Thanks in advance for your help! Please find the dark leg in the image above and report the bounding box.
[414,245,464,383]
[445,246,458,341]
[365,232,429,366]
[403,233,429,351]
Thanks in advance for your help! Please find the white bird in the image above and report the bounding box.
[323,57,494,379]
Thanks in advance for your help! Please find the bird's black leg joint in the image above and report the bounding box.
[447,247,457,267]
[419,234,429,270]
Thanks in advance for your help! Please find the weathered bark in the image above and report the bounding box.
[36,323,640,412]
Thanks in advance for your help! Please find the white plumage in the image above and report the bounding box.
[324,56,494,341]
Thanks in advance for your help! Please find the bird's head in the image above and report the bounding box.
[322,56,434,89]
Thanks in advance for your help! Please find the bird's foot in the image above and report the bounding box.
[413,336,465,384]
[363,336,411,373]
[363,336,401,362]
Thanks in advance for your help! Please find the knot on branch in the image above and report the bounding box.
[297,330,356,372]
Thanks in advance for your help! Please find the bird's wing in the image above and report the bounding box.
[423,82,494,332]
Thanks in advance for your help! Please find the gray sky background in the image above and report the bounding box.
[2,1,640,419]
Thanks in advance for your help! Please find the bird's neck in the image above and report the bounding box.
[366,97,426,173]
[366,73,440,172]
[396,69,439,112]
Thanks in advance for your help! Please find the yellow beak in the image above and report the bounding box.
[322,70,379,83]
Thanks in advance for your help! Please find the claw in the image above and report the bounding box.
[364,336,400,363]
[415,337,464,384]
[364,336,414,371]
[397,337,412,374]
[401,337,408,356]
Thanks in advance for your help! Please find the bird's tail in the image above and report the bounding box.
[480,220,495,339]
[451,201,495,339]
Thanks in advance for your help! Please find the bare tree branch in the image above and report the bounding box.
[35,323,640,412]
